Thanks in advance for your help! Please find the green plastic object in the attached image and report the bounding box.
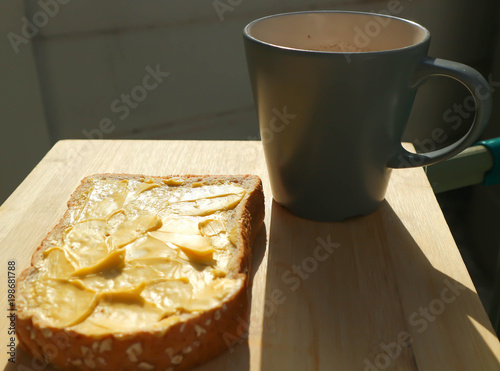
[476,138,500,186]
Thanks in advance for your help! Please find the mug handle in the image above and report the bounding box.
[387,57,492,168]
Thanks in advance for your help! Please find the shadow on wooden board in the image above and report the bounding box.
[260,200,499,371]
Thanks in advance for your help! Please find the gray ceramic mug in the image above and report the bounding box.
[243,11,492,221]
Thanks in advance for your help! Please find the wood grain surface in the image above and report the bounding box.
[1,140,499,371]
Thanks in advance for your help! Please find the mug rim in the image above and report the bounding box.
[243,10,431,55]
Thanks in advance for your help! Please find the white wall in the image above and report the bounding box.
[25,0,500,142]
[1,0,499,203]
[1,0,51,203]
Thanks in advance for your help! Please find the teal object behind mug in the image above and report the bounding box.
[243,11,492,221]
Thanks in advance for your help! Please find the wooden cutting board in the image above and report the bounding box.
[1,140,499,370]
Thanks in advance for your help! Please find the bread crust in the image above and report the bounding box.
[16,174,265,370]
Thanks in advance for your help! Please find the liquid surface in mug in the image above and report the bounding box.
[309,41,369,52]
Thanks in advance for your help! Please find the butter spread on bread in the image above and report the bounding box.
[16,174,264,370]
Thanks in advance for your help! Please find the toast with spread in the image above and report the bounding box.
[16,174,265,370]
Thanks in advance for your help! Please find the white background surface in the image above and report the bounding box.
[1,0,499,202]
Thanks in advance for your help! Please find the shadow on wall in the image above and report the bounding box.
[1,0,500,203]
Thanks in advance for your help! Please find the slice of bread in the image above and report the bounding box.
[16,174,265,370]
